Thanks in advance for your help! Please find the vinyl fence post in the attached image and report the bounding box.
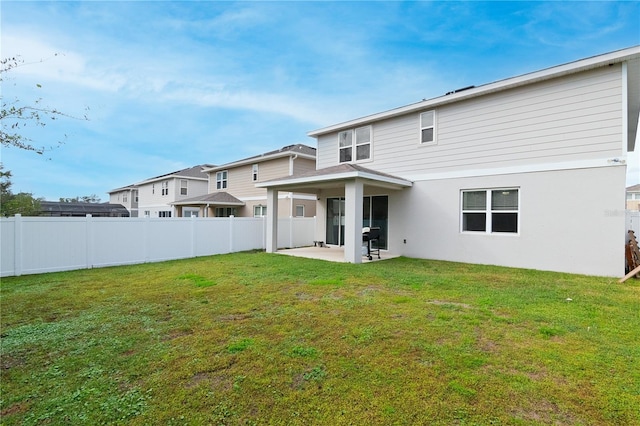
[289,216,294,248]
[144,215,150,263]
[190,215,196,258]
[14,214,22,277]
[86,214,94,269]
[229,215,234,253]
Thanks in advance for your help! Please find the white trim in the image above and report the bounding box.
[622,62,629,153]
[309,46,640,137]
[257,170,412,189]
[404,157,627,182]
[203,150,316,173]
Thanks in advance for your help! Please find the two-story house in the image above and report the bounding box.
[109,165,211,218]
[108,185,139,217]
[172,144,317,218]
[259,46,640,277]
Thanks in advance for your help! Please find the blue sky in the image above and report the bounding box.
[2,1,639,201]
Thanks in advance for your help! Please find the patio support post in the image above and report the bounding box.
[265,188,279,253]
[344,179,364,263]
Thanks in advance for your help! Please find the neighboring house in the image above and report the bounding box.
[109,165,212,218]
[108,185,139,217]
[259,46,640,277]
[172,144,317,218]
[40,201,129,217]
[627,184,640,210]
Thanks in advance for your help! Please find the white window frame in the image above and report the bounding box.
[460,188,519,234]
[180,179,188,195]
[419,110,437,145]
[252,164,259,182]
[216,171,228,190]
[295,204,304,217]
[254,205,267,217]
[338,125,372,163]
[161,181,169,196]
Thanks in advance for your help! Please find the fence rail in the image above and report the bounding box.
[1,215,315,277]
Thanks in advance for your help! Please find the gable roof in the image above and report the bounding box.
[308,46,640,148]
[137,164,213,185]
[627,184,640,192]
[202,144,316,173]
[171,191,245,206]
[256,163,412,191]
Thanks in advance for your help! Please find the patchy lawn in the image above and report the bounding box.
[1,252,639,425]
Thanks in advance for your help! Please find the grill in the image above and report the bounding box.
[362,227,381,261]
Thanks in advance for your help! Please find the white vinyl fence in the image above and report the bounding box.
[627,210,640,237]
[1,215,315,277]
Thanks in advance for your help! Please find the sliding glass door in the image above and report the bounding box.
[326,196,388,249]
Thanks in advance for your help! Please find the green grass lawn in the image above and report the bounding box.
[1,252,639,425]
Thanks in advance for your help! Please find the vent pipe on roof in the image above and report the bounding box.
[445,85,475,95]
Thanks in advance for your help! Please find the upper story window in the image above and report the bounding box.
[152,184,155,195]
[180,179,188,195]
[420,110,436,145]
[161,181,169,196]
[216,171,228,190]
[123,192,128,203]
[461,188,519,234]
[339,125,371,163]
[295,205,304,217]
[252,164,259,182]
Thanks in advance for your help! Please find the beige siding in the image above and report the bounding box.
[293,158,316,175]
[317,65,624,176]
[208,157,313,198]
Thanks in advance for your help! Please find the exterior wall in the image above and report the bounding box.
[109,189,139,217]
[317,65,624,177]
[390,166,626,277]
[138,177,207,217]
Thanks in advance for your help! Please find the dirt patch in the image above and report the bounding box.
[511,399,578,424]
[1,401,30,417]
[0,354,25,370]
[217,313,251,321]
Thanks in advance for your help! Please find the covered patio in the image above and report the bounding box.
[277,245,400,263]
[257,164,412,264]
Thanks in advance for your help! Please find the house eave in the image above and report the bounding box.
[308,46,640,137]
[256,170,412,190]
[202,152,316,173]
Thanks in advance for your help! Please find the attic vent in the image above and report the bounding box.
[445,85,475,95]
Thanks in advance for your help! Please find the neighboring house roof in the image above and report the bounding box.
[308,45,640,153]
[171,192,245,206]
[40,201,130,217]
[256,163,412,190]
[627,184,640,192]
[202,144,316,173]
[108,184,138,194]
[138,164,213,185]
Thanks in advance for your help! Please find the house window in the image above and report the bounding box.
[254,205,267,217]
[144,210,150,217]
[295,205,304,217]
[420,110,436,145]
[161,181,169,196]
[252,164,259,182]
[216,171,228,190]
[339,126,371,163]
[134,191,138,203]
[159,211,172,218]
[461,188,519,233]
[123,193,128,203]
[180,180,188,195]
[152,184,155,195]
[215,207,236,217]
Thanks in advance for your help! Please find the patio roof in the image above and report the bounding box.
[256,163,412,191]
[171,191,245,206]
